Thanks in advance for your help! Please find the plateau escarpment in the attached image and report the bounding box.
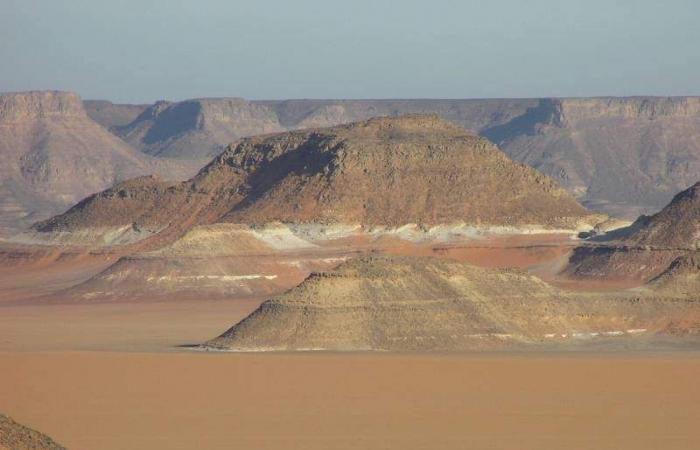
[33,115,598,246]
[485,97,700,218]
[205,256,699,352]
[100,96,700,217]
[114,98,285,159]
[0,91,200,235]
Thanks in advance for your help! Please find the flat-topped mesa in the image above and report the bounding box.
[558,97,700,122]
[483,98,700,218]
[0,90,203,235]
[220,114,595,228]
[115,97,284,158]
[0,90,86,121]
[33,115,598,245]
[203,255,699,352]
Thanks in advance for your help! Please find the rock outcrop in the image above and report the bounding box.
[0,414,68,450]
[565,181,700,282]
[33,115,597,246]
[484,97,700,218]
[204,256,699,351]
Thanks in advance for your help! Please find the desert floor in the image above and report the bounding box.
[0,300,699,450]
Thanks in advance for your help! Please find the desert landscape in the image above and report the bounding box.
[2,2,700,449]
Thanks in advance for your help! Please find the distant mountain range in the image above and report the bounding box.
[2,90,699,235]
[0,91,202,235]
[34,115,596,247]
[84,95,700,219]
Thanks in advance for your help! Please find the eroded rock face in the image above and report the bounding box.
[0,414,68,450]
[204,255,700,352]
[34,115,597,247]
[484,98,700,218]
[0,91,200,235]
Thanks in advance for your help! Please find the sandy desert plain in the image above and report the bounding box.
[0,94,699,450]
[1,231,699,450]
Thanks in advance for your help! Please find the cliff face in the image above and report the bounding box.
[485,97,700,218]
[34,115,595,243]
[0,91,199,235]
[0,91,85,120]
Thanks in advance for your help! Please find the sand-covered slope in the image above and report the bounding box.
[566,181,700,282]
[0,91,200,235]
[205,256,698,351]
[0,415,67,450]
[33,115,597,246]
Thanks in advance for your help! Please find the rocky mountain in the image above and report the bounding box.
[101,96,700,218]
[0,414,68,450]
[565,181,700,282]
[83,100,148,129]
[648,254,700,296]
[204,255,698,351]
[0,91,200,235]
[622,181,700,249]
[484,97,700,218]
[33,115,597,246]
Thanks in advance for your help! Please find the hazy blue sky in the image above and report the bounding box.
[2,0,699,103]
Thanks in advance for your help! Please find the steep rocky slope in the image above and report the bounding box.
[33,115,597,246]
[565,181,700,282]
[485,97,700,218]
[0,91,200,235]
[0,415,67,450]
[83,99,148,129]
[205,255,698,351]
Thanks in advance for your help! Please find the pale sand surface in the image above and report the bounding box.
[0,234,696,450]
[0,351,698,450]
[0,300,261,352]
